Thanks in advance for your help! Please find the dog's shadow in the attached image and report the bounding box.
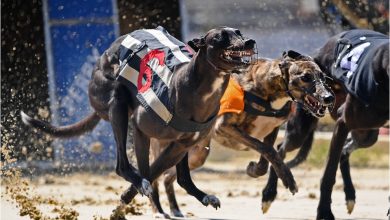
[173,217,386,220]
[171,218,241,220]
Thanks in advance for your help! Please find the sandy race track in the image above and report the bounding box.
[1,157,389,220]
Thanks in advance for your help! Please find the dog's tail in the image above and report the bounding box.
[20,111,101,138]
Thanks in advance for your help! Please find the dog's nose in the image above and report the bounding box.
[323,94,335,105]
[245,39,256,48]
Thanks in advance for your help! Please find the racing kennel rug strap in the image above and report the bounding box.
[332,29,389,106]
[116,26,217,132]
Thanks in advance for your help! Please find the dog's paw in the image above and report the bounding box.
[153,212,170,219]
[139,179,153,197]
[289,182,298,195]
[316,208,335,220]
[246,161,268,178]
[201,195,220,209]
[170,209,184,218]
[346,200,355,214]
[262,201,272,214]
[277,166,298,195]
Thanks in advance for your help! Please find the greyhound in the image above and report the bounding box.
[312,29,388,220]
[149,50,335,217]
[262,81,345,213]
[262,29,388,219]
[21,26,256,210]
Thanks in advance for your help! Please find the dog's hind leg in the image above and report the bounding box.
[109,99,144,194]
[133,124,153,196]
[176,153,220,209]
[121,142,188,205]
[340,129,379,214]
[148,141,171,218]
[284,106,319,168]
[149,181,170,219]
[340,152,355,214]
[163,168,184,217]
[285,130,316,168]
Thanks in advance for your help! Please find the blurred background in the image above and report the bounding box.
[1,0,389,168]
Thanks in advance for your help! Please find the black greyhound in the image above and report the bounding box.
[149,50,335,218]
[21,27,258,210]
[262,29,389,219]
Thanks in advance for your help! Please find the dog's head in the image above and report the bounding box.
[279,50,335,117]
[188,26,256,72]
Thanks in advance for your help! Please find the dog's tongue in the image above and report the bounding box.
[306,95,318,107]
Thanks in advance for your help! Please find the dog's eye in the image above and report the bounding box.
[317,73,326,81]
[300,74,313,82]
[234,30,242,36]
[212,34,221,42]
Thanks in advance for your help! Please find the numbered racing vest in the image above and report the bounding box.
[116,26,216,132]
[332,29,389,106]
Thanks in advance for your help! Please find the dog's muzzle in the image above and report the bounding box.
[289,73,335,118]
[303,79,335,118]
[221,39,258,66]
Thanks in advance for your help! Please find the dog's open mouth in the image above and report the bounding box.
[221,49,255,64]
[304,94,326,117]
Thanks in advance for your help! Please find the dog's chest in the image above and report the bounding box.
[242,115,286,141]
[240,97,290,139]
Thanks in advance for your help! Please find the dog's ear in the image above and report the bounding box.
[283,50,312,61]
[279,60,291,81]
[187,37,206,52]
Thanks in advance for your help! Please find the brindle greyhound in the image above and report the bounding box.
[21,27,257,209]
[263,29,388,219]
[261,83,345,214]
[149,51,335,217]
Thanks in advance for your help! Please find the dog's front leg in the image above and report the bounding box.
[263,110,318,213]
[217,124,298,194]
[109,99,143,188]
[176,152,221,209]
[317,118,349,220]
[246,128,279,178]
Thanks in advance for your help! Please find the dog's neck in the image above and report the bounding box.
[238,59,290,103]
[171,50,230,123]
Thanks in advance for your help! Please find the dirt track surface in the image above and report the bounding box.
[1,160,389,220]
